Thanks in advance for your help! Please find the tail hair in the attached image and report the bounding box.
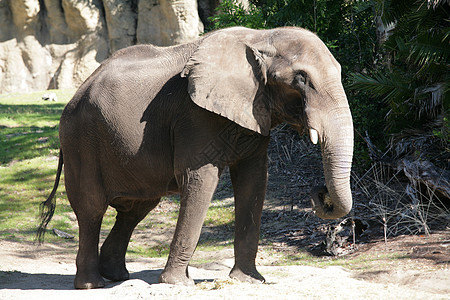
[37,150,63,243]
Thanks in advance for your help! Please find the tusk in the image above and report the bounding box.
[309,128,318,144]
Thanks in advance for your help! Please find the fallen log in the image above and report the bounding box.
[398,159,450,199]
[363,131,450,200]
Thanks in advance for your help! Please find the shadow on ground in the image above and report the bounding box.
[0,269,165,290]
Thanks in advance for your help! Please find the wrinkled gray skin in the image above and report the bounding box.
[50,27,354,289]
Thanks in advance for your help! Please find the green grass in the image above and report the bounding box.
[128,243,171,258]
[0,90,75,242]
[0,90,75,164]
[204,205,235,227]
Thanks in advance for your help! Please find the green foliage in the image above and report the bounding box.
[351,0,449,157]
[433,116,450,144]
[208,0,265,30]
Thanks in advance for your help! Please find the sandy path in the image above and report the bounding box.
[0,240,448,299]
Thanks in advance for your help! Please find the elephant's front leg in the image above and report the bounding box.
[159,164,220,285]
[229,154,267,283]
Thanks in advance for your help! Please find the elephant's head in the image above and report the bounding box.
[182,27,353,219]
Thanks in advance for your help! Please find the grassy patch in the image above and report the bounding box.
[0,90,75,242]
[258,244,415,273]
[128,243,171,258]
[0,90,74,164]
[204,205,235,227]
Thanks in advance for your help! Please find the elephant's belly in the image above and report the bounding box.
[102,164,177,202]
[107,180,176,203]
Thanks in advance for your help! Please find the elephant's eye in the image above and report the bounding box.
[295,71,307,86]
[294,71,315,91]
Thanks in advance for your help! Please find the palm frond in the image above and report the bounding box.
[353,0,375,14]
[409,31,450,67]
[414,84,446,119]
[427,0,449,9]
[380,0,416,26]
[350,71,411,103]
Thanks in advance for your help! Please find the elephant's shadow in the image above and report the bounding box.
[0,269,216,290]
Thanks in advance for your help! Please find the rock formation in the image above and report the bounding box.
[0,0,210,93]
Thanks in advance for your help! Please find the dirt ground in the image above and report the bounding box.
[1,231,449,299]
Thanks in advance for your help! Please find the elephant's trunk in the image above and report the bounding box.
[311,104,354,220]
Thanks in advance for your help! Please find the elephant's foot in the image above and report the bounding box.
[74,271,105,289]
[229,265,265,284]
[99,258,129,282]
[159,268,194,286]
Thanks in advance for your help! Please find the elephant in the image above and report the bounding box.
[38,26,354,289]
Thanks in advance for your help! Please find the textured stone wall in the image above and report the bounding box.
[0,0,207,93]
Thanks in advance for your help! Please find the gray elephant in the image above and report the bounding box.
[38,26,354,289]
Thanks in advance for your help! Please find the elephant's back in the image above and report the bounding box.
[85,42,196,114]
[59,42,196,161]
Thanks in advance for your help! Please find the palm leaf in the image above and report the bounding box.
[409,31,450,67]
[350,71,411,103]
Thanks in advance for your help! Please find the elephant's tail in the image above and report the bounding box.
[37,150,63,243]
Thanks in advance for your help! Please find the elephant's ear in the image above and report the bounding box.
[181,32,271,136]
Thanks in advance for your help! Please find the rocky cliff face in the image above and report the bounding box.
[0,0,210,93]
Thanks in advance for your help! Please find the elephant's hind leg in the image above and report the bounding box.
[99,198,160,281]
[64,157,108,289]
